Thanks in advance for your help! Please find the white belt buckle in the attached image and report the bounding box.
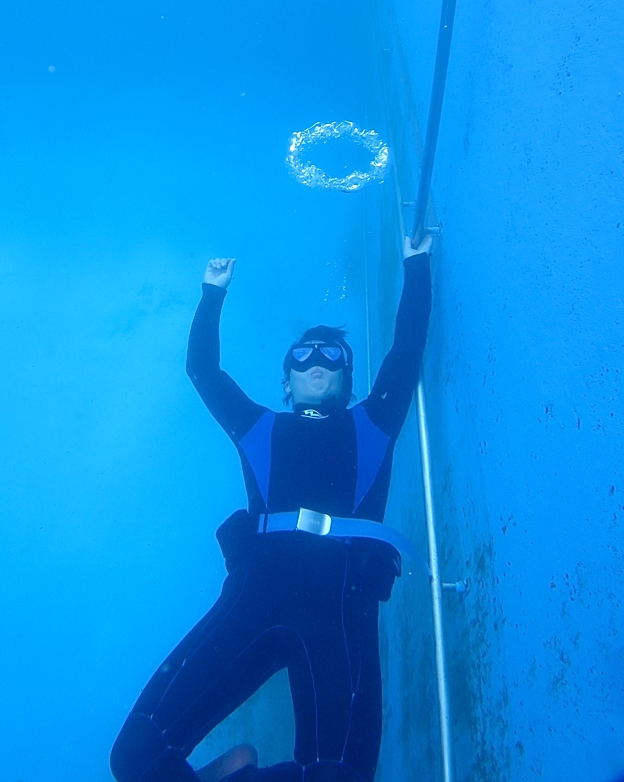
[296,508,332,536]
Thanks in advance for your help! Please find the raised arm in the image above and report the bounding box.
[186,258,266,441]
[361,236,433,439]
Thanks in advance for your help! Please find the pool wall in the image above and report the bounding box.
[373,0,624,780]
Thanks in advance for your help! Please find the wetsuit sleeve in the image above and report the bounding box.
[361,252,432,439]
[186,283,266,440]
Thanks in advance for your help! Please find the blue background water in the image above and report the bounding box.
[1,1,381,779]
[2,0,623,781]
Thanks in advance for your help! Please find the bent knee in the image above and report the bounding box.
[110,712,199,782]
[110,712,168,782]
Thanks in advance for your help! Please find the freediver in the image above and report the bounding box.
[110,231,433,782]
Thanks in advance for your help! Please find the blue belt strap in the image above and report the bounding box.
[258,510,432,578]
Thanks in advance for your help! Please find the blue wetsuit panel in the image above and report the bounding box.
[239,411,275,508]
[351,404,390,513]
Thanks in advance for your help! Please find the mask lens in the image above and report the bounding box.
[320,346,343,362]
[292,347,314,362]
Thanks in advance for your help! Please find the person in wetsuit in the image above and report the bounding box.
[110,234,432,782]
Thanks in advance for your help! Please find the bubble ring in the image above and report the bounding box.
[286,121,389,192]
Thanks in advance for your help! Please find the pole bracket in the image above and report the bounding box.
[442,579,470,594]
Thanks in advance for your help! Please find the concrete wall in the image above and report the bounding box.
[374,0,624,780]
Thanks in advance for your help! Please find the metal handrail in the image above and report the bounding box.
[412,0,458,248]
[417,383,454,782]
[372,1,460,779]
[412,4,460,779]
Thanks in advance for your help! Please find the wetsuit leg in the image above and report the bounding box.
[111,547,292,782]
[222,536,383,782]
[290,546,381,782]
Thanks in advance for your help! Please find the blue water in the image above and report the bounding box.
[0,2,383,780]
[2,0,623,781]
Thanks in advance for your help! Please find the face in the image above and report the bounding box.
[284,341,345,405]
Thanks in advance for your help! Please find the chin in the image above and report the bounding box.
[306,388,331,402]
[307,381,330,395]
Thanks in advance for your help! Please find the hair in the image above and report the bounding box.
[282,325,355,408]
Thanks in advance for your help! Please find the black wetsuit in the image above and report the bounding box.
[110,252,431,782]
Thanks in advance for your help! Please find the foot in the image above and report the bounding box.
[196,744,258,782]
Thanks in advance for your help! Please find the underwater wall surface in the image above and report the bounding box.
[377,0,624,779]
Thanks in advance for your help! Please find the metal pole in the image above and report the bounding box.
[412,0,458,247]
[384,70,457,782]
[372,4,458,780]
[417,383,455,782]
